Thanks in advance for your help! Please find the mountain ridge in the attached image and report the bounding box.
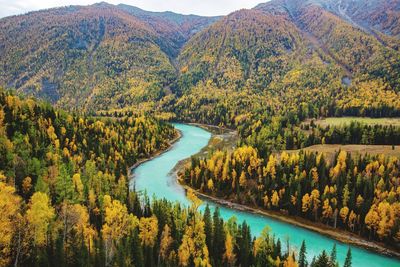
[0,0,399,118]
[0,2,218,111]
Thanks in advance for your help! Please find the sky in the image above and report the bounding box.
[0,0,267,18]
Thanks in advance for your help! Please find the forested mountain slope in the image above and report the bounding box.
[0,0,400,124]
[117,4,220,57]
[0,3,217,112]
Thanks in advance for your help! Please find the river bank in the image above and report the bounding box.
[172,124,400,259]
[128,128,182,177]
[131,123,400,266]
[180,183,400,259]
[170,122,238,175]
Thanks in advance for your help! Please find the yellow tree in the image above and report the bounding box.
[159,224,174,263]
[356,195,364,208]
[231,169,237,189]
[187,189,202,218]
[223,232,236,266]
[178,220,210,267]
[264,155,277,179]
[302,193,311,213]
[340,207,349,225]
[139,216,159,248]
[22,176,32,196]
[222,155,230,181]
[69,204,96,252]
[348,210,357,232]
[342,184,350,207]
[365,204,380,236]
[0,179,22,266]
[239,171,246,188]
[311,189,321,221]
[376,202,394,240]
[207,179,214,191]
[311,167,319,185]
[26,192,55,247]
[283,253,298,267]
[101,195,138,266]
[72,173,84,200]
[322,199,333,223]
[271,191,280,207]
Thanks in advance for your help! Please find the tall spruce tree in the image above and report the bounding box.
[344,248,352,267]
[203,204,213,252]
[212,207,225,266]
[299,240,307,267]
[330,244,337,266]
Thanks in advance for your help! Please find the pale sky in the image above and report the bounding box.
[0,0,267,18]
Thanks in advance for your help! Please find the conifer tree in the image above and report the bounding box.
[330,244,337,266]
[299,240,307,267]
[344,248,352,267]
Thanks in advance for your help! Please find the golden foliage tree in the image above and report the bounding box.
[26,192,55,247]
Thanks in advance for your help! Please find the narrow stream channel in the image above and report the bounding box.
[130,123,400,267]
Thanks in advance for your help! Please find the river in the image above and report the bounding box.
[130,123,400,267]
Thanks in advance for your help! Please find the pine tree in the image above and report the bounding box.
[131,230,144,267]
[310,256,316,267]
[203,204,213,251]
[274,238,282,259]
[299,240,307,267]
[330,244,337,266]
[315,250,329,267]
[236,222,250,266]
[212,207,225,266]
[344,248,352,267]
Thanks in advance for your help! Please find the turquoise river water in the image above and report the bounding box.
[131,123,400,267]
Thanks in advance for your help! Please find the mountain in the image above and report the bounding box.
[117,4,220,57]
[0,3,218,111]
[256,0,400,37]
[0,0,399,122]
[172,0,400,126]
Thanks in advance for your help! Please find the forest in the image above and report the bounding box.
[182,146,400,247]
[0,89,352,266]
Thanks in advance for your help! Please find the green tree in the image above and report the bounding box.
[344,248,352,267]
[55,163,75,204]
[212,207,225,266]
[299,240,307,267]
[330,244,337,266]
[314,250,329,267]
[203,204,213,251]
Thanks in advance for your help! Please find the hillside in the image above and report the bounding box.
[0,3,217,112]
[173,0,400,128]
[0,0,400,122]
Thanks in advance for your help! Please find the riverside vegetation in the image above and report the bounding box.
[0,90,351,266]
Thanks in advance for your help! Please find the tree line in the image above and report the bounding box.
[183,146,400,247]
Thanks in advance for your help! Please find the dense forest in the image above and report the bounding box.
[0,90,352,266]
[182,146,400,247]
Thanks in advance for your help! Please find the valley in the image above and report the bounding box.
[1,0,400,266]
[133,124,400,266]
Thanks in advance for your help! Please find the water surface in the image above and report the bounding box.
[131,123,399,267]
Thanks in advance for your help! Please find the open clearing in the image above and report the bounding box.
[308,117,400,127]
[285,144,400,161]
